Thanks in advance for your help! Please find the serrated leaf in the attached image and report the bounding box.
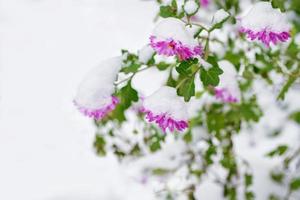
[177,77,195,102]
[159,5,177,18]
[120,81,138,108]
[176,58,198,76]
[200,56,223,86]
[110,81,138,122]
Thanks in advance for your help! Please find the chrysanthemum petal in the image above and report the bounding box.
[239,2,291,47]
[74,57,122,119]
[141,86,189,133]
[150,18,203,60]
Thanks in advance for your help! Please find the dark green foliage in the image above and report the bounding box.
[121,50,141,74]
[94,134,106,156]
[200,56,223,87]
[290,111,300,124]
[177,76,195,102]
[266,145,289,157]
[290,178,300,191]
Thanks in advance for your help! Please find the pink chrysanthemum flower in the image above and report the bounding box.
[74,57,122,120]
[214,88,238,103]
[239,2,291,47]
[214,61,240,103]
[141,86,189,133]
[150,18,203,60]
[200,0,209,7]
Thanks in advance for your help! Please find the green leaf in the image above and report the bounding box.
[270,171,285,184]
[157,62,171,71]
[94,134,106,156]
[159,5,177,18]
[121,50,141,74]
[177,76,195,102]
[166,73,177,87]
[200,56,223,86]
[277,76,297,100]
[149,133,165,152]
[119,81,138,109]
[266,145,288,157]
[289,111,300,124]
[176,58,198,76]
[183,130,192,143]
[152,168,170,175]
[110,81,138,122]
[271,0,285,12]
[291,0,300,14]
[290,177,300,191]
[204,143,217,165]
[245,191,255,200]
[240,99,263,122]
[268,194,280,200]
[245,173,253,187]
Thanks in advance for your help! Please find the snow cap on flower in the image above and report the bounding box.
[214,61,240,103]
[150,18,203,60]
[184,0,199,15]
[74,57,122,120]
[239,2,291,47]
[141,86,189,133]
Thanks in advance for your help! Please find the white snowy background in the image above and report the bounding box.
[0,0,299,200]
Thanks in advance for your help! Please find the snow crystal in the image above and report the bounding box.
[184,0,199,15]
[240,2,290,33]
[143,86,188,121]
[74,57,122,110]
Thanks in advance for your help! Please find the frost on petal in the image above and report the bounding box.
[141,86,189,133]
[239,2,291,47]
[74,57,122,119]
[214,61,240,103]
[150,18,203,60]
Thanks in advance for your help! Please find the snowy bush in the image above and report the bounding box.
[74,0,300,199]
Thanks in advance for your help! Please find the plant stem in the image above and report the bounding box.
[114,66,152,86]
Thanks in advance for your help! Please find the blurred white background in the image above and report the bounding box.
[0,0,158,199]
[1,0,299,200]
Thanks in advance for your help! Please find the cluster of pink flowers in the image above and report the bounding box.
[74,96,119,120]
[140,107,188,133]
[214,88,238,103]
[239,28,290,47]
[150,36,203,61]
